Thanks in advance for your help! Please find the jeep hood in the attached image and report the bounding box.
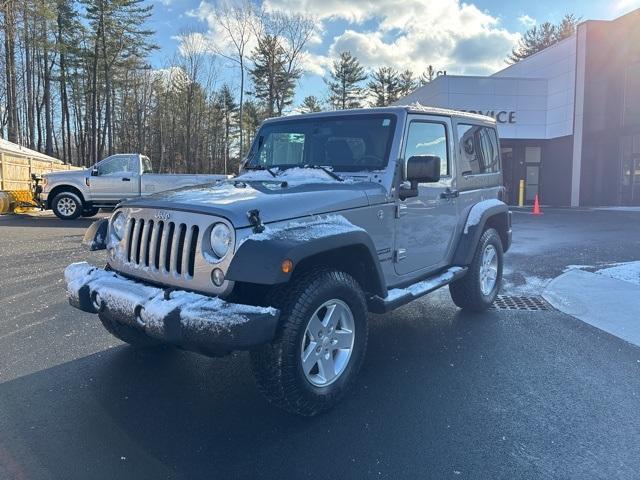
[121,177,387,228]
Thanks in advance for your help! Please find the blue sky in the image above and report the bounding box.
[146,0,639,106]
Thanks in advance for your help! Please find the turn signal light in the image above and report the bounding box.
[281,259,293,274]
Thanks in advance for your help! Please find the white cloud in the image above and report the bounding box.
[264,0,519,76]
[181,0,520,80]
[300,52,333,76]
[616,0,640,12]
[518,14,536,28]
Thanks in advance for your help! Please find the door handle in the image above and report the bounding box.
[440,188,459,199]
[122,178,131,182]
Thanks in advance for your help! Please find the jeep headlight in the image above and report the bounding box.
[111,211,126,240]
[209,223,232,259]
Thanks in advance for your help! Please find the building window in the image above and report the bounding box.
[525,146,542,163]
[404,122,449,176]
[457,124,500,174]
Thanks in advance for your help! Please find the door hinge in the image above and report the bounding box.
[395,204,408,218]
[394,248,407,262]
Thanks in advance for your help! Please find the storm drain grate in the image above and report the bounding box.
[491,295,552,311]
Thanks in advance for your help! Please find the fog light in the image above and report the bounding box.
[211,268,225,286]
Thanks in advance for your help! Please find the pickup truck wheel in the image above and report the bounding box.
[449,228,503,312]
[98,313,163,349]
[52,192,82,220]
[250,269,369,416]
[81,207,100,217]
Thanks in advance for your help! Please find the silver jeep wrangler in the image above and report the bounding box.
[65,106,512,416]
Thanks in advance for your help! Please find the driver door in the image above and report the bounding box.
[394,116,458,276]
[90,155,138,201]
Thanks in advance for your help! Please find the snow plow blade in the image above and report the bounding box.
[64,262,280,356]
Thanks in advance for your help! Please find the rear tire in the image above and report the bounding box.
[51,191,82,220]
[98,314,163,349]
[449,228,503,312]
[250,269,369,416]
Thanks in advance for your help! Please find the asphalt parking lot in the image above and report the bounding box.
[1,209,640,479]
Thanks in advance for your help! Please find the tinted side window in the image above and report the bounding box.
[457,124,500,174]
[404,122,449,176]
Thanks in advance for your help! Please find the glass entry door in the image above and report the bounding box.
[621,134,640,205]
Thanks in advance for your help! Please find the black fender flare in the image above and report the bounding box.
[82,218,109,251]
[452,200,511,266]
[226,227,387,297]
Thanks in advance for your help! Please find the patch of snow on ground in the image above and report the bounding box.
[594,261,640,286]
[463,199,505,233]
[501,265,552,296]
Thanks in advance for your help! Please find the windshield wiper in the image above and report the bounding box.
[244,164,277,178]
[301,165,343,182]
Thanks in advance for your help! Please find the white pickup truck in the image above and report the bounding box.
[39,154,227,220]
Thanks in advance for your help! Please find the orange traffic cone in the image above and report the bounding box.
[532,194,543,215]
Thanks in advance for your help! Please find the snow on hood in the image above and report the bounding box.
[121,171,384,228]
[239,214,365,247]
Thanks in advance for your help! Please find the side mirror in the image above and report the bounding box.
[400,155,441,199]
[406,155,441,183]
[91,168,99,177]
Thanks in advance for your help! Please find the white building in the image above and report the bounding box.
[397,9,640,206]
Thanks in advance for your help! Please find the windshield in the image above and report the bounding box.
[245,114,397,172]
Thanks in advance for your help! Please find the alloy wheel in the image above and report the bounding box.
[480,244,498,295]
[300,299,355,387]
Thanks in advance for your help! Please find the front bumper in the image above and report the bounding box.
[64,262,280,356]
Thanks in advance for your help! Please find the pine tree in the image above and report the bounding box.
[326,51,368,110]
[218,84,238,175]
[299,95,323,113]
[241,99,263,150]
[368,66,400,107]
[81,0,156,162]
[249,33,300,117]
[398,69,417,98]
[556,14,580,41]
[420,65,436,86]
[508,14,579,63]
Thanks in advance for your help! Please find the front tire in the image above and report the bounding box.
[81,207,100,217]
[51,192,83,220]
[449,228,503,312]
[250,269,369,416]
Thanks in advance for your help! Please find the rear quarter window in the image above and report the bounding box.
[457,124,500,175]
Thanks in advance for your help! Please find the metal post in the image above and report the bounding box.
[518,179,525,207]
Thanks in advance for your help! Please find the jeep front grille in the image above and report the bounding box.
[124,218,199,278]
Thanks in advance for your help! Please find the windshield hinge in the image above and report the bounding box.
[247,209,265,234]
[395,204,408,218]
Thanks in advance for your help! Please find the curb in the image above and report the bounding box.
[543,269,640,347]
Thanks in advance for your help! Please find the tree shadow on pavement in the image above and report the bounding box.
[0,214,104,229]
[1,297,639,480]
